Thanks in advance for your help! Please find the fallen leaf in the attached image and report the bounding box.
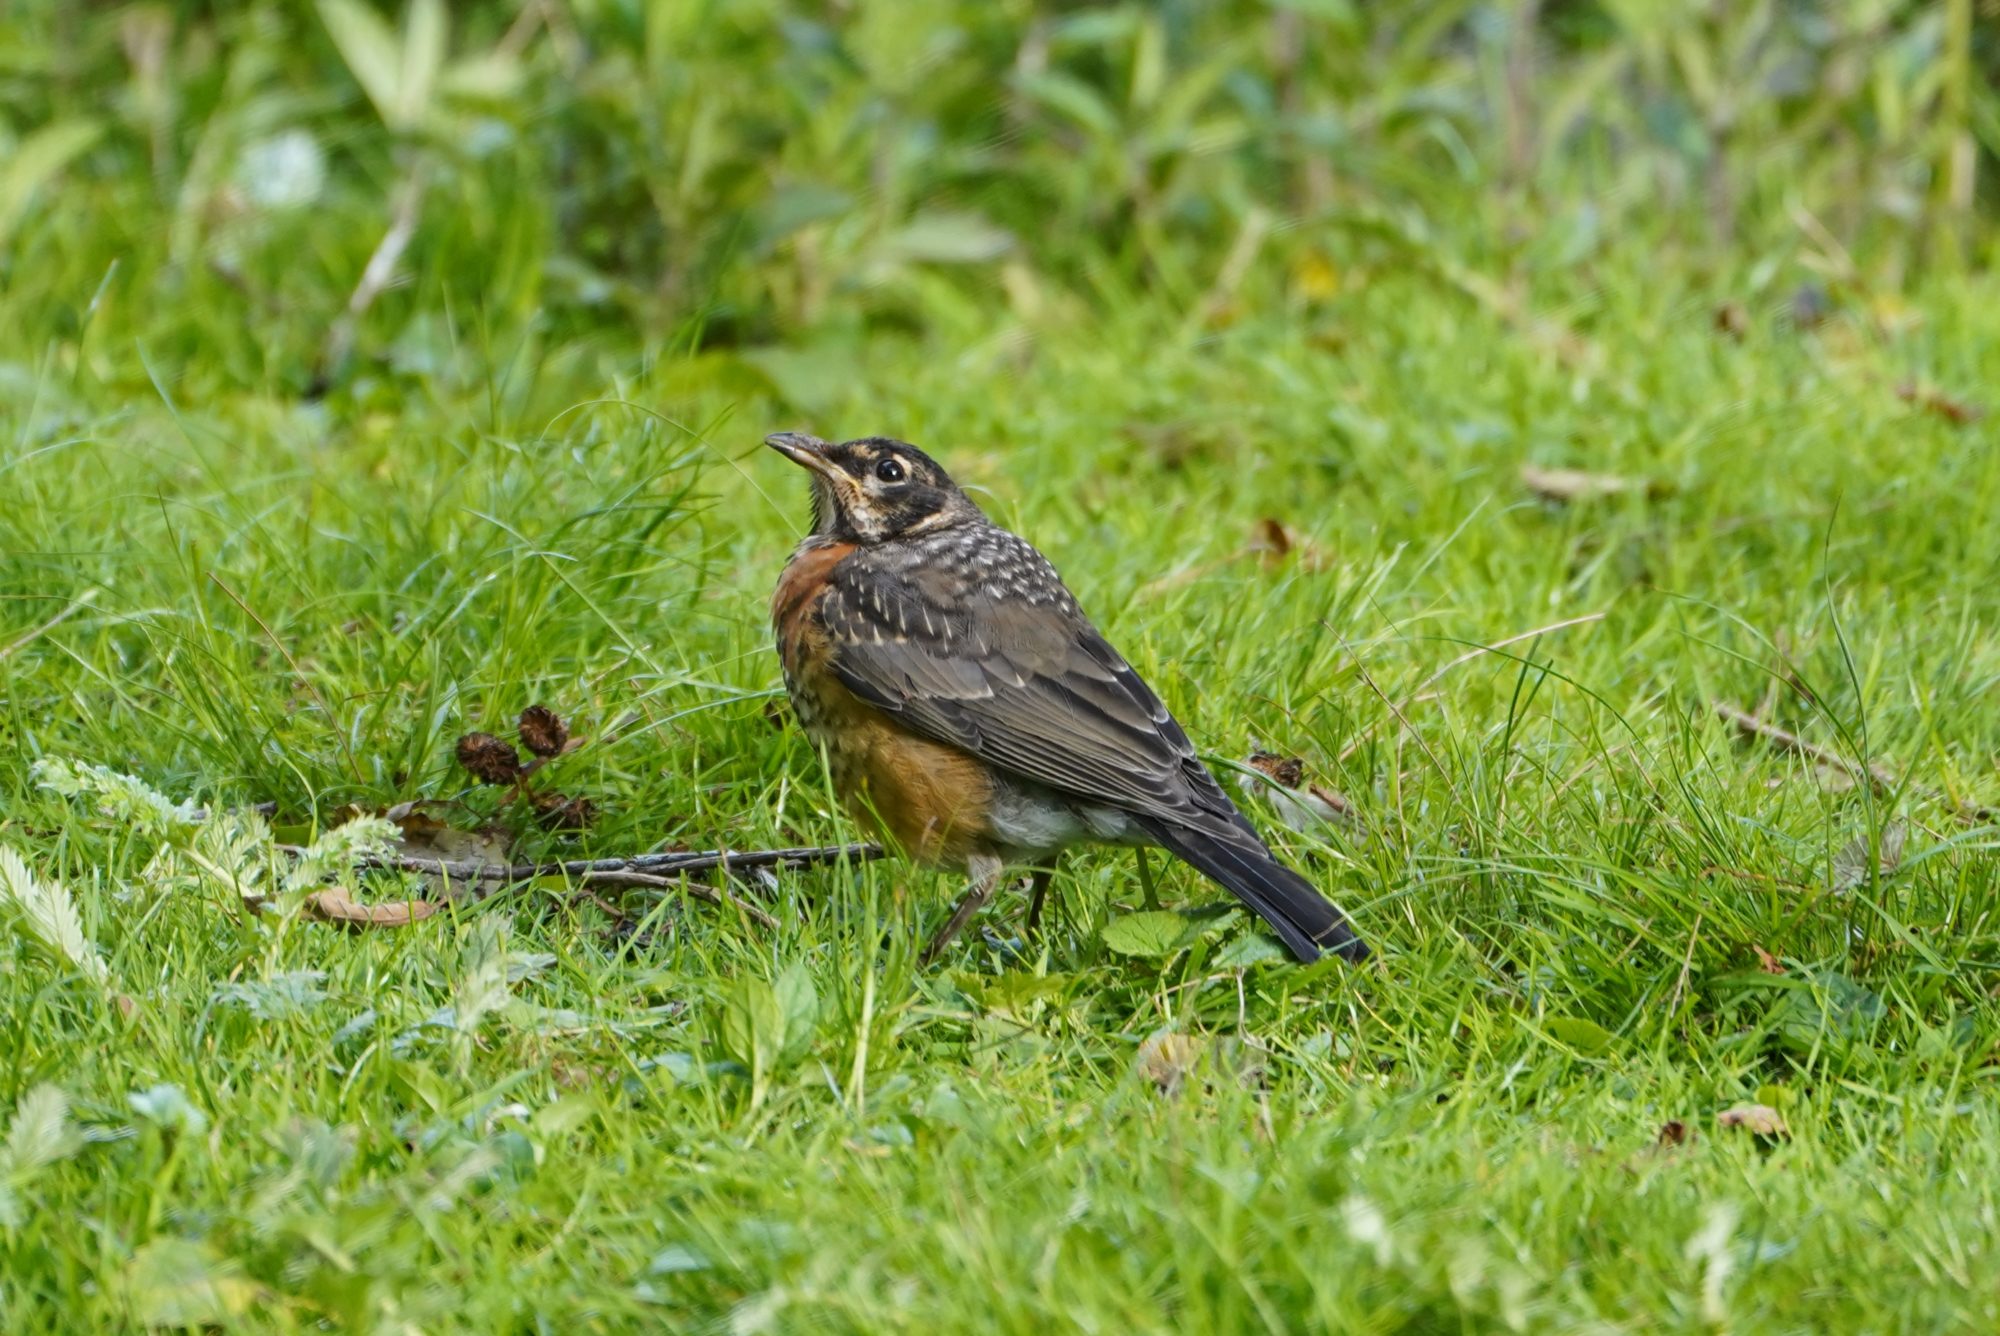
[304,885,437,927]
[1249,517,1292,559]
[323,804,509,908]
[1521,464,1661,504]
[1752,945,1786,975]
[1244,518,1331,571]
[1894,380,1984,426]
[381,807,501,856]
[1117,420,1242,471]
[456,732,523,785]
[1656,1119,1690,1148]
[1831,822,1906,893]
[1248,751,1304,788]
[1717,1102,1788,1137]
[1135,1030,1205,1096]
[518,704,570,758]
[1242,751,1360,832]
[533,792,597,832]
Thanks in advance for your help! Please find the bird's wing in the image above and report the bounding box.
[818,531,1244,830]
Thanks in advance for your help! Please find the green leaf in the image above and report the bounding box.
[398,0,447,129]
[1543,1016,1615,1055]
[320,0,406,129]
[440,52,524,103]
[452,918,512,1034]
[1102,910,1191,959]
[717,976,786,1107]
[979,972,1076,1013]
[530,1092,600,1141]
[774,962,819,1065]
[128,1084,208,1136]
[1213,933,1290,969]
[877,211,1016,266]
[1772,970,1885,1055]
[0,119,102,254]
[1016,71,1120,139]
[649,1243,710,1274]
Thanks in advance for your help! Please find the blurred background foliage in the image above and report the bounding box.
[0,0,1994,397]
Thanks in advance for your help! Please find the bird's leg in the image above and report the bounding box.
[1023,865,1056,937]
[1135,847,1161,910]
[921,853,1005,965]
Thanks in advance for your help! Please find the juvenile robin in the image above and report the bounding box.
[767,432,1368,965]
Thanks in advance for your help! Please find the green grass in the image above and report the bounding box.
[6,2,2000,1330]
[6,249,2000,1330]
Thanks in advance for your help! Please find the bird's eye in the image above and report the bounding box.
[874,458,906,483]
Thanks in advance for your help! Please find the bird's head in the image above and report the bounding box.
[766,433,983,543]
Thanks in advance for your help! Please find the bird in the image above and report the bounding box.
[766,431,1368,966]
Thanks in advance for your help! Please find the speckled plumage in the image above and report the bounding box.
[767,432,1367,964]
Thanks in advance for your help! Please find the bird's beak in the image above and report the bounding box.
[765,432,839,480]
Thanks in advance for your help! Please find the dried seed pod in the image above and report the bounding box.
[518,704,569,758]
[456,732,523,785]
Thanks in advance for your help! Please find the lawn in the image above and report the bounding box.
[4,2,2000,1332]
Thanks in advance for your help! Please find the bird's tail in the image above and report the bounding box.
[1137,818,1368,964]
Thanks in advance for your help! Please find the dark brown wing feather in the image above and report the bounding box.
[817,527,1246,832]
[815,524,1368,963]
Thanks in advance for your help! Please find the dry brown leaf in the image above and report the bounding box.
[1717,1103,1788,1137]
[365,805,512,901]
[1248,517,1293,560]
[1245,751,1359,831]
[1117,420,1241,471]
[533,792,598,832]
[1521,464,1660,504]
[1245,518,1332,571]
[1831,822,1906,893]
[304,885,437,927]
[398,818,509,867]
[1894,380,1984,426]
[1248,751,1304,788]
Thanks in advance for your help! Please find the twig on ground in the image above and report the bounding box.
[0,589,97,663]
[1713,700,1900,792]
[1713,700,1993,822]
[346,843,884,883]
[279,841,883,932]
[311,166,427,395]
